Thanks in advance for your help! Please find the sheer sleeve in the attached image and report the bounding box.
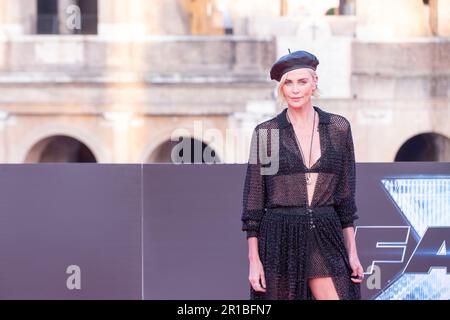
[334,122,359,229]
[241,127,267,239]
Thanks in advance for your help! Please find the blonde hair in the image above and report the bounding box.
[276,68,321,107]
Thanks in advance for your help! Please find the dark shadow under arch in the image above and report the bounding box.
[25,135,97,163]
[395,132,450,161]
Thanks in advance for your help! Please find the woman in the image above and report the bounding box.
[241,50,364,300]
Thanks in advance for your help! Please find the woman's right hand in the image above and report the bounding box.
[249,258,266,292]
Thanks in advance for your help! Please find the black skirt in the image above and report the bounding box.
[250,206,361,300]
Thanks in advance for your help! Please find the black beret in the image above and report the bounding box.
[270,50,319,82]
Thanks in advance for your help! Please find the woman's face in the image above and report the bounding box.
[281,68,317,108]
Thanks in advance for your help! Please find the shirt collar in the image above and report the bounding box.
[277,106,330,128]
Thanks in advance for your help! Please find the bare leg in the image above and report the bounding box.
[308,277,339,300]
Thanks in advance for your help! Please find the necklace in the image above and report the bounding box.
[286,109,316,185]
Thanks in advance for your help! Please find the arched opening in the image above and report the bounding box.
[395,132,450,161]
[76,0,98,34]
[25,135,97,163]
[147,137,221,164]
[36,0,98,35]
[37,0,58,34]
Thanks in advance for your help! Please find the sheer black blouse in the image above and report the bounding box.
[241,106,358,239]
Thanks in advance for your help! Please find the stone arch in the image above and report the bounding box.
[25,135,97,163]
[147,136,221,163]
[140,127,224,164]
[13,124,110,163]
[394,132,450,161]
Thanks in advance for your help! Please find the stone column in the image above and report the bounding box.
[188,0,209,35]
[430,0,450,36]
[58,0,78,34]
[0,0,28,35]
[356,0,432,39]
[146,0,190,35]
[98,0,147,37]
[280,0,288,16]
[102,112,133,163]
[429,0,439,35]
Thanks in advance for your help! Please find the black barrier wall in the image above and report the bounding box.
[0,163,448,299]
[0,164,142,299]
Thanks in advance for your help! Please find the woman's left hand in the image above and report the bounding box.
[349,253,364,283]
